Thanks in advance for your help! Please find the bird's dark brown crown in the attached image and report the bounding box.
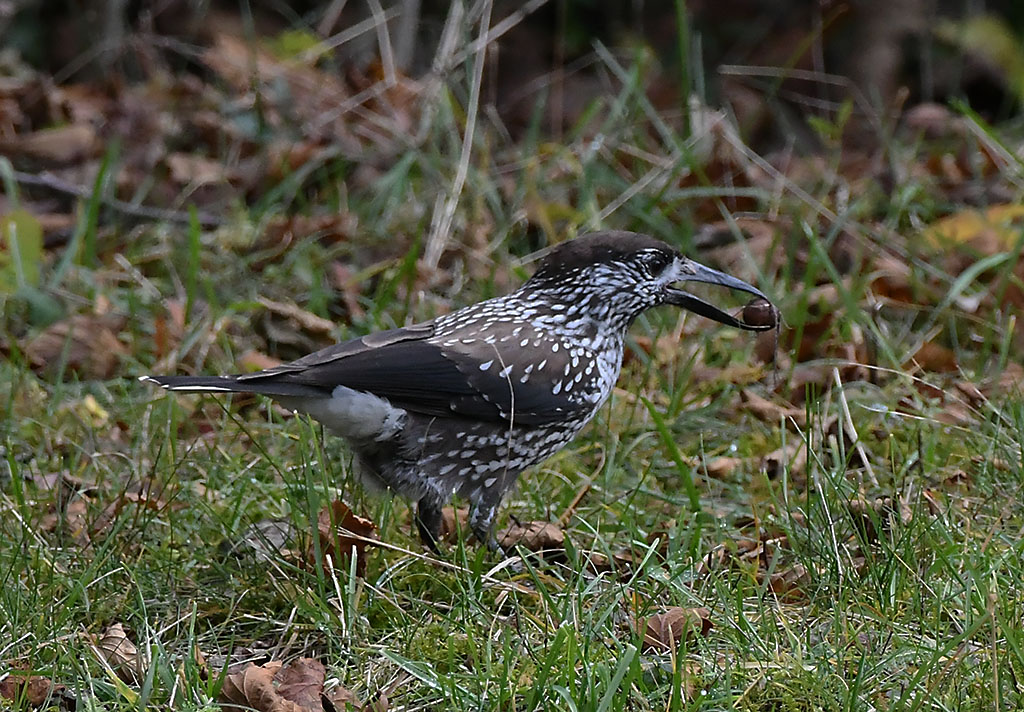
[530,231,678,282]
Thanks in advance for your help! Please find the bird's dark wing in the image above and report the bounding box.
[237,322,437,379]
[241,321,586,426]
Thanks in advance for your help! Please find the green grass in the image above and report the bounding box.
[4,31,1024,712]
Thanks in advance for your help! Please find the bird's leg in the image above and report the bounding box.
[469,500,502,553]
[415,495,443,553]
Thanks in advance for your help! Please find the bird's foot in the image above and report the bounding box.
[414,497,443,554]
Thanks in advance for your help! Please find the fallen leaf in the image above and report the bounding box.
[439,506,470,542]
[259,298,336,335]
[0,123,99,164]
[41,497,91,546]
[324,685,363,711]
[761,442,807,480]
[702,456,745,479]
[23,313,128,380]
[234,518,295,561]
[848,495,912,543]
[0,671,73,709]
[329,261,366,320]
[943,469,971,487]
[753,325,780,365]
[740,389,807,428]
[583,550,635,574]
[970,454,1011,472]
[220,661,291,712]
[153,299,186,360]
[274,658,325,710]
[766,563,811,601]
[497,520,565,553]
[639,607,713,652]
[239,349,284,372]
[906,341,959,373]
[870,252,916,304]
[921,203,1024,247]
[166,152,232,187]
[317,500,378,576]
[91,622,141,682]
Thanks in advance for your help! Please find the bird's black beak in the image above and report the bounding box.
[665,259,776,331]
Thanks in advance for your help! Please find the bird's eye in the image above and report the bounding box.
[639,251,669,273]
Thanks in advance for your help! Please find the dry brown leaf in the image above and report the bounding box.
[439,506,470,542]
[260,214,357,251]
[762,442,807,480]
[24,314,128,380]
[0,123,100,165]
[497,520,565,553]
[783,362,869,404]
[259,298,336,336]
[970,453,1011,472]
[703,456,745,479]
[985,361,1024,397]
[239,349,284,372]
[903,102,964,140]
[943,469,971,488]
[40,497,90,545]
[0,671,73,708]
[218,658,361,712]
[583,550,635,574]
[906,342,958,373]
[922,204,1024,247]
[92,622,140,682]
[202,33,364,150]
[324,685,364,711]
[766,562,811,601]
[740,389,807,428]
[921,488,943,516]
[221,661,302,712]
[317,500,379,576]
[274,658,325,710]
[153,299,186,361]
[786,311,834,363]
[870,252,916,304]
[848,495,913,543]
[329,261,366,321]
[639,607,713,652]
[700,217,788,280]
[166,152,232,187]
[753,325,781,365]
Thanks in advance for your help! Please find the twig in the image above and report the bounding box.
[557,480,592,527]
[11,170,226,227]
[832,366,879,487]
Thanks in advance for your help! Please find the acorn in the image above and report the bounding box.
[742,297,778,329]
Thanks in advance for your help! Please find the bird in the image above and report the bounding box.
[142,231,775,551]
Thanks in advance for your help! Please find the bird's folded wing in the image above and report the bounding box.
[239,323,585,426]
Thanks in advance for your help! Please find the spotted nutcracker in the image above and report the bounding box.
[142,231,774,551]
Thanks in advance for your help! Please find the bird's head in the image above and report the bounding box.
[527,231,775,330]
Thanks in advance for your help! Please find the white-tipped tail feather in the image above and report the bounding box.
[138,375,234,392]
[141,375,407,444]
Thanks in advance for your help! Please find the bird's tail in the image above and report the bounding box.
[139,374,324,398]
